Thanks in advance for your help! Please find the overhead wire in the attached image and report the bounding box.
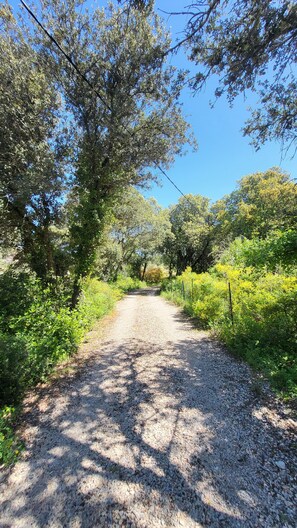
[20,0,194,206]
[20,1,112,112]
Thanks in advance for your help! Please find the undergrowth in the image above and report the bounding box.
[0,406,23,466]
[162,263,297,401]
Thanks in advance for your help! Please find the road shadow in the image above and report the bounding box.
[127,287,160,297]
[0,334,296,527]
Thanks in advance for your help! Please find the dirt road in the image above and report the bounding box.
[0,289,296,527]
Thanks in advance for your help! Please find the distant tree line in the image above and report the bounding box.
[91,167,296,279]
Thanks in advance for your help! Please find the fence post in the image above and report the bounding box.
[182,281,185,300]
[228,281,234,327]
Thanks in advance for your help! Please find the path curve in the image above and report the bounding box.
[0,288,296,527]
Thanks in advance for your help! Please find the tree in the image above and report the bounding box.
[212,167,297,241]
[0,4,67,279]
[158,0,297,151]
[163,194,214,275]
[95,188,170,280]
[34,0,193,304]
[117,0,154,12]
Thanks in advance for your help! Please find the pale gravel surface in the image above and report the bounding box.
[0,288,296,528]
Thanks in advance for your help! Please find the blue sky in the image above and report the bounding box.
[10,0,297,207]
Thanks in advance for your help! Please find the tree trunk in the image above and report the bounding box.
[71,280,81,309]
[141,261,147,281]
[169,261,173,279]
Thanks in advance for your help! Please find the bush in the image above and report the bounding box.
[143,266,166,284]
[221,230,297,273]
[78,278,118,329]
[0,406,23,466]
[0,273,122,407]
[162,265,297,398]
[0,333,29,404]
[0,271,39,333]
[112,275,146,293]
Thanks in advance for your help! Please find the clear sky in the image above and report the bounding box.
[9,0,297,207]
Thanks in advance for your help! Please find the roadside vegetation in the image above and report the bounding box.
[162,171,297,399]
[162,254,297,398]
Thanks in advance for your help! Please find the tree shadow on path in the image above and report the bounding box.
[0,331,296,527]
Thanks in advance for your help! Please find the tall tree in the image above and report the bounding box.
[0,3,67,278]
[163,194,214,275]
[212,167,297,241]
[34,0,193,304]
[96,188,170,280]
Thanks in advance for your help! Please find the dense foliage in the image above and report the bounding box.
[213,168,297,241]
[0,273,108,406]
[161,194,213,275]
[95,188,170,280]
[0,8,67,278]
[220,231,297,272]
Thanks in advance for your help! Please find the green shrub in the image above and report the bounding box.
[143,266,166,284]
[0,274,122,406]
[0,271,40,333]
[221,230,297,273]
[78,278,118,329]
[112,275,146,293]
[15,302,81,384]
[162,265,297,398]
[0,333,29,404]
[0,406,23,466]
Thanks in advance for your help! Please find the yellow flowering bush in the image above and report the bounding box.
[162,266,297,397]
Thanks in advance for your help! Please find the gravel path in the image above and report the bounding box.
[0,288,296,528]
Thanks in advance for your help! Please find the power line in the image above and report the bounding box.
[20,0,192,205]
[156,165,189,201]
[20,0,111,112]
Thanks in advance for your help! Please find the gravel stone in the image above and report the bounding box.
[0,288,296,527]
[275,461,286,470]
